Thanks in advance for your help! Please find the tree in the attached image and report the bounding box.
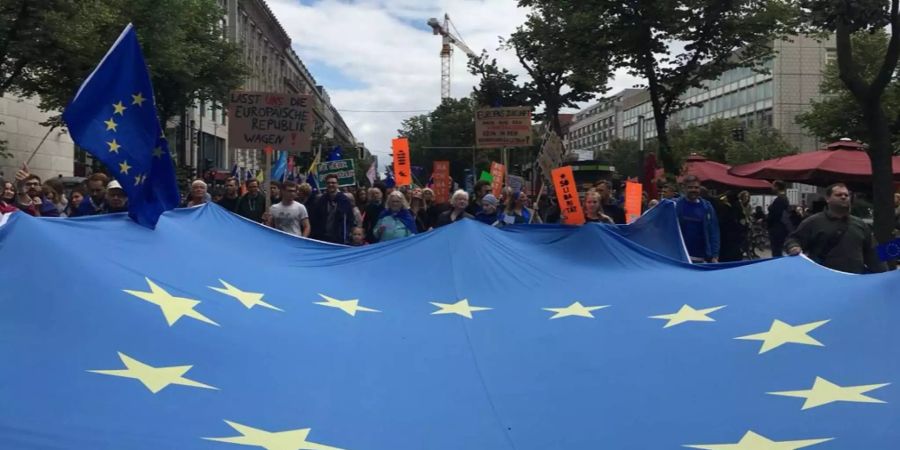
[666,118,797,166]
[602,139,653,179]
[1,0,246,124]
[802,0,900,245]
[398,98,485,185]
[521,0,797,174]
[796,30,900,149]
[503,4,613,137]
[468,52,531,108]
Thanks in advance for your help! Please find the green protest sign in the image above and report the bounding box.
[479,171,493,182]
[317,159,356,187]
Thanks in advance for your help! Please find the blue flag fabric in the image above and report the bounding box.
[876,237,900,261]
[326,146,344,161]
[2,204,900,449]
[61,24,179,228]
[271,151,288,182]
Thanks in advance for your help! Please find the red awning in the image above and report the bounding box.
[681,154,772,191]
[728,139,900,185]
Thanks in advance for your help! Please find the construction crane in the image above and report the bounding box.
[427,14,477,100]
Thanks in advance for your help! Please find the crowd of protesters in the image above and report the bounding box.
[2,166,897,273]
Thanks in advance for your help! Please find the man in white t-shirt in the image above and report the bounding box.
[263,181,310,237]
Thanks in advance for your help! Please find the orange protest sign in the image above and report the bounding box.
[551,166,585,225]
[625,181,643,223]
[391,137,412,186]
[490,162,505,197]
[432,161,451,204]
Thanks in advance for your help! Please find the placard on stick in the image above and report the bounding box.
[228,91,313,152]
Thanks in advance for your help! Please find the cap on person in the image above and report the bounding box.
[107,180,124,192]
[482,193,499,206]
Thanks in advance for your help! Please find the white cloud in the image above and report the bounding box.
[268,0,642,169]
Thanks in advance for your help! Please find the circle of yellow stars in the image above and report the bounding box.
[93,276,891,449]
[103,93,159,187]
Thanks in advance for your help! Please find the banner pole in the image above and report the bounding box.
[264,148,272,212]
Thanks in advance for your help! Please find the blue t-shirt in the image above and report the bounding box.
[679,200,707,258]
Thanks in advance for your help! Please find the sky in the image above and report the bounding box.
[268,0,642,169]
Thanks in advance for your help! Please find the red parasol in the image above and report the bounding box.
[681,154,772,191]
[728,139,900,185]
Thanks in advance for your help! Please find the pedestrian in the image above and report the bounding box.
[466,180,491,215]
[184,180,209,207]
[474,193,500,225]
[1,180,17,214]
[894,192,900,234]
[785,183,886,274]
[217,177,240,212]
[297,182,314,208]
[269,182,281,205]
[767,180,791,257]
[497,191,542,226]
[309,173,354,244]
[71,173,109,216]
[14,173,59,217]
[422,187,448,231]
[374,191,418,242]
[676,175,720,263]
[105,180,128,213]
[235,179,266,223]
[347,192,363,227]
[716,190,748,262]
[66,186,85,217]
[583,191,614,224]
[409,189,428,231]
[362,186,384,242]
[355,187,368,210]
[263,180,310,237]
[436,190,474,227]
[43,179,68,217]
[594,180,626,224]
[662,183,679,200]
[349,226,367,246]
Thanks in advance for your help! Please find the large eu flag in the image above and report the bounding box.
[0,201,898,449]
[62,24,179,228]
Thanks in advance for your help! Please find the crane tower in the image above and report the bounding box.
[427,14,477,100]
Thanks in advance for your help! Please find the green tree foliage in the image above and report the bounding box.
[801,0,900,245]
[504,5,613,137]
[796,30,900,149]
[1,0,246,124]
[468,52,531,108]
[601,139,654,179]
[668,118,797,166]
[519,0,797,175]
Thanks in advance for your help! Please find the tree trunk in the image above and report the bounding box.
[863,103,897,245]
[645,74,677,175]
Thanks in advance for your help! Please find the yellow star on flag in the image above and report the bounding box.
[650,304,726,328]
[104,117,118,132]
[119,160,132,175]
[89,352,217,394]
[107,139,121,154]
[123,277,219,327]
[314,294,379,317]
[134,173,145,186]
[152,146,164,158]
[430,299,491,319]
[684,430,833,449]
[204,420,344,450]
[543,301,609,319]
[132,92,146,106]
[735,319,829,354]
[209,279,282,311]
[769,376,889,410]
[112,101,127,115]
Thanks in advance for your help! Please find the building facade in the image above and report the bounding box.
[566,89,643,160]
[620,35,834,152]
[0,94,75,182]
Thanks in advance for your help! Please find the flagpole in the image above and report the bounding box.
[24,126,57,167]
[264,147,272,211]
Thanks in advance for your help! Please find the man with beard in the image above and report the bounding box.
[786,183,885,274]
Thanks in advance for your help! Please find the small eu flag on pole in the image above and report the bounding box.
[62,24,179,228]
[876,237,900,262]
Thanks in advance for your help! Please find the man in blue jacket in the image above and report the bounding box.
[676,175,720,263]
